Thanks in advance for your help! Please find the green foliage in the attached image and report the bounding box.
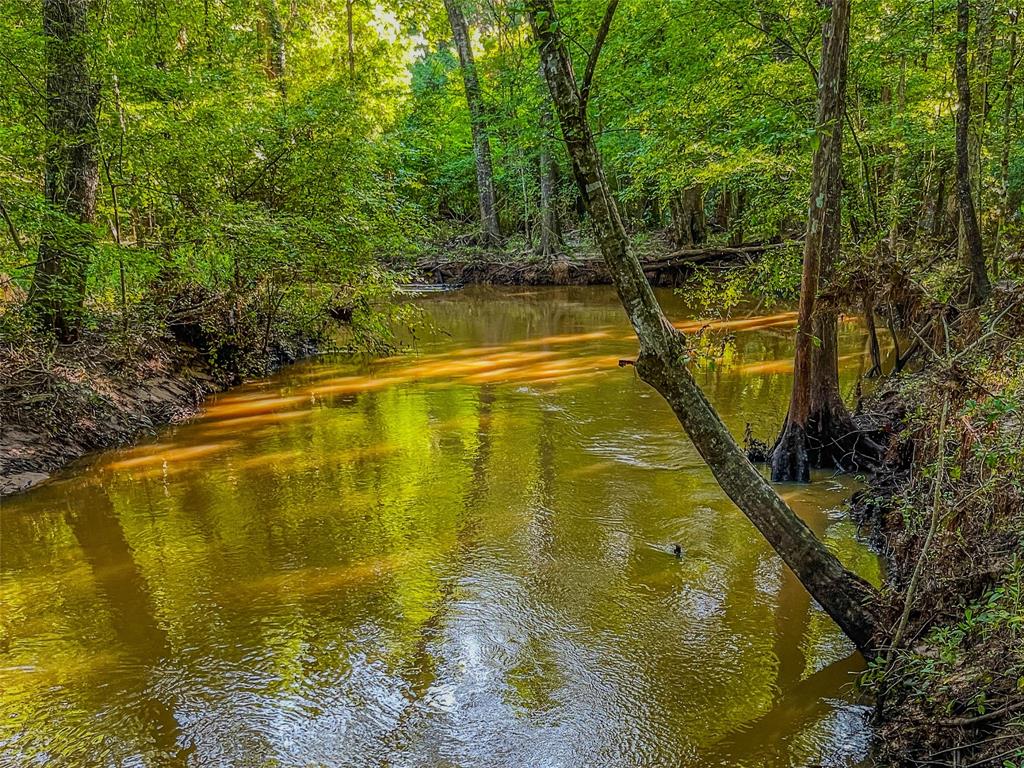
[687,244,803,317]
[0,0,420,350]
[1,0,1022,345]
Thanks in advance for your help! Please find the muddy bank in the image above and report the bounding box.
[419,256,613,286]
[848,286,1024,767]
[1,341,213,496]
[1,320,317,498]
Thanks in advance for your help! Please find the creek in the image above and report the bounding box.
[0,286,882,767]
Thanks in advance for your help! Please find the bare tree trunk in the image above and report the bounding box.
[771,0,877,482]
[263,0,286,97]
[443,0,501,245]
[537,61,563,260]
[994,5,1019,278]
[526,0,878,655]
[669,185,706,247]
[955,0,991,307]
[346,0,355,81]
[537,139,563,259]
[30,0,100,342]
[864,293,883,378]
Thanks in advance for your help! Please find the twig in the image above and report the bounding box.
[887,392,951,655]
[937,697,1024,727]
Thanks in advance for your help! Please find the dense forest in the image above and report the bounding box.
[1,0,1023,766]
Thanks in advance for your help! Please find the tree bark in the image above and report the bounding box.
[526,0,878,656]
[537,61,563,260]
[994,5,1019,279]
[263,0,286,97]
[770,0,878,483]
[955,0,991,307]
[669,185,706,248]
[714,188,746,246]
[346,0,355,81]
[443,0,501,245]
[30,0,100,342]
[537,140,563,259]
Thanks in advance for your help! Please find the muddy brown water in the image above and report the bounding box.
[0,286,883,767]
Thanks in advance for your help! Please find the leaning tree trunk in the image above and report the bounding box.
[443,0,501,246]
[955,0,991,307]
[526,0,878,655]
[30,0,100,342]
[770,0,878,483]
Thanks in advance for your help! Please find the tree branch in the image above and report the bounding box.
[579,0,619,117]
[0,197,25,254]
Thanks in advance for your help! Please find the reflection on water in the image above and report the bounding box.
[0,286,884,767]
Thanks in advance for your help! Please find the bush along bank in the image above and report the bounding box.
[0,279,395,497]
[852,283,1024,767]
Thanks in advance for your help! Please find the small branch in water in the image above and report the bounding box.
[618,358,635,367]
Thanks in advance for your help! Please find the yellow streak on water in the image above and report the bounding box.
[109,442,238,469]
[237,555,401,600]
[202,409,314,430]
[202,395,308,419]
[233,450,304,470]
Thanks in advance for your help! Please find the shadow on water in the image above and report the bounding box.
[699,652,867,766]
[64,481,192,766]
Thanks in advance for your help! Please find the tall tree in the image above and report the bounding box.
[29,0,100,342]
[346,0,355,80]
[955,0,991,307]
[264,0,287,97]
[443,0,501,245]
[994,4,1020,278]
[537,66,563,259]
[770,0,873,483]
[525,0,878,655]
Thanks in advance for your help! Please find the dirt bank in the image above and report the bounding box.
[1,338,215,495]
[413,241,787,286]
[850,285,1024,767]
[1,304,317,497]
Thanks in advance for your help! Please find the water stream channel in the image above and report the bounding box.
[0,286,883,767]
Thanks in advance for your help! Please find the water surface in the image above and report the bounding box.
[0,286,881,767]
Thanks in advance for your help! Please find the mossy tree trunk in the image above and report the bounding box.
[30,0,100,342]
[444,0,501,246]
[526,0,879,655]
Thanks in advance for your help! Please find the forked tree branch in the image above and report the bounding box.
[579,0,619,117]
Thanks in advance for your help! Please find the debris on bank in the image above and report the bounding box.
[413,240,790,287]
[1,288,319,497]
[851,283,1024,767]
